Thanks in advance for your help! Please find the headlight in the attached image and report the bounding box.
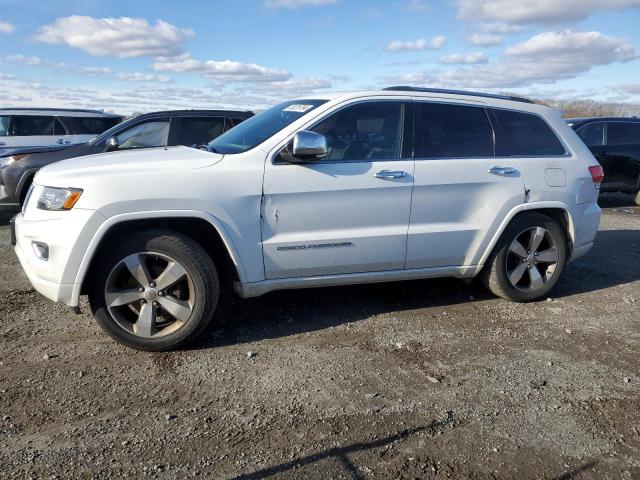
[37,187,83,211]
[0,154,25,167]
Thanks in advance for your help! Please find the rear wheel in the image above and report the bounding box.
[88,230,219,351]
[634,190,640,206]
[481,213,568,302]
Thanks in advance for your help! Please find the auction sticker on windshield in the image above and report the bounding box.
[283,104,315,113]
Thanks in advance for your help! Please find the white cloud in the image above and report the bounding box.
[116,72,172,82]
[385,30,637,89]
[439,52,488,64]
[0,21,14,34]
[79,66,112,76]
[457,0,640,24]
[5,54,41,65]
[467,33,503,46]
[153,54,291,82]
[265,0,336,8]
[386,36,446,52]
[266,77,333,93]
[35,16,194,58]
[403,0,428,11]
[478,22,525,34]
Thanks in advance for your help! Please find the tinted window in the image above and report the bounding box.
[0,116,10,136]
[209,100,326,154]
[115,120,169,149]
[225,117,244,131]
[575,122,605,147]
[53,118,70,135]
[12,115,54,136]
[414,102,493,158]
[608,122,640,146]
[62,117,121,135]
[179,117,225,146]
[494,109,565,156]
[310,102,404,161]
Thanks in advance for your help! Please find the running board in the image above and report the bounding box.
[234,265,481,298]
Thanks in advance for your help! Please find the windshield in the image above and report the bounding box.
[208,99,327,154]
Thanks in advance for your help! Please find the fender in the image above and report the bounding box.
[16,168,40,200]
[475,201,576,268]
[69,209,248,306]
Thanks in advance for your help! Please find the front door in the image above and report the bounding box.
[262,100,414,279]
[407,101,526,269]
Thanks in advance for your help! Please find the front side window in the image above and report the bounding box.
[575,122,605,147]
[208,99,327,154]
[414,102,493,158]
[179,117,226,146]
[608,122,640,146]
[0,116,10,136]
[494,109,566,156]
[310,102,404,161]
[115,120,169,150]
[12,115,54,136]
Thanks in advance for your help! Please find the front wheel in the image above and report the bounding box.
[480,213,568,302]
[634,190,640,207]
[88,230,219,351]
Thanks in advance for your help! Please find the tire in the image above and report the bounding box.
[480,213,568,302]
[88,229,219,351]
[634,190,640,207]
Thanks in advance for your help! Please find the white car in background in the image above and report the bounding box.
[12,87,603,351]
[0,108,122,151]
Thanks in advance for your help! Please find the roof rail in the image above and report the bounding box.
[382,86,534,104]
[0,107,119,115]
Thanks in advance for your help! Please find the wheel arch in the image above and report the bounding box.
[74,211,247,303]
[477,202,576,269]
[16,168,39,203]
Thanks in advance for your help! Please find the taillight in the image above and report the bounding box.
[589,165,604,185]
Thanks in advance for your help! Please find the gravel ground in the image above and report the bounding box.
[0,194,639,479]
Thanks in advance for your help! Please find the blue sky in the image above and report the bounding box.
[1,0,639,114]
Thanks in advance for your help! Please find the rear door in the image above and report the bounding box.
[171,116,226,146]
[407,100,525,269]
[10,115,55,147]
[53,117,75,146]
[603,121,640,191]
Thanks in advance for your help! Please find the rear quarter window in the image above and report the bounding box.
[493,109,566,156]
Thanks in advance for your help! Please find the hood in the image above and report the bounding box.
[36,146,223,185]
[0,144,75,158]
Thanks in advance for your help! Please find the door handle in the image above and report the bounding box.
[488,166,518,176]
[0,142,5,146]
[375,170,406,179]
[56,139,71,145]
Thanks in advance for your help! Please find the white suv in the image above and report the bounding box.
[12,87,603,351]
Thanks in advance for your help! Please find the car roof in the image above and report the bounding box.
[132,109,254,120]
[296,87,550,113]
[566,116,640,125]
[0,107,122,118]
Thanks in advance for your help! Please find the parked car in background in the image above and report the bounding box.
[0,109,253,211]
[568,117,640,205]
[12,87,602,351]
[0,108,123,152]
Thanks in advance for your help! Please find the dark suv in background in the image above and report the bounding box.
[569,117,640,205]
[0,109,253,211]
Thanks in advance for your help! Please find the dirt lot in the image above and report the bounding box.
[0,195,639,479]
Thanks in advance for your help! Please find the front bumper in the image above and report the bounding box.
[13,206,105,307]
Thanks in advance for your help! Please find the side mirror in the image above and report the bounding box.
[104,137,119,152]
[290,130,328,161]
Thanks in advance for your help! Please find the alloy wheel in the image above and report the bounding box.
[104,252,194,338]
[505,227,560,293]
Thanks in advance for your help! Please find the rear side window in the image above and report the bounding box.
[12,115,54,136]
[608,122,640,146]
[61,117,121,135]
[575,122,605,147]
[178,117,226,146]
[494,109,565,156]
[225,117,245,131]
[0,116,10,136]
[414,102,493,158]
